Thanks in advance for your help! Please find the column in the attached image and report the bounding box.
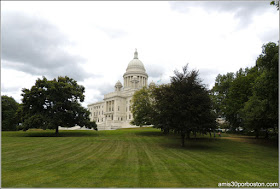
[146,78,148,86]
[144,77,146,86]
[112,100,114,111]
[145,77,147,86]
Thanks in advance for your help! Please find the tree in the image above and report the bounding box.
[1,95,19,131]
[151,65,216,146]
[131,86,153,126]
[224,67,259,130]
[21,76,97,134]
[242,42,279,138]
[150,84,175,134]
[210,72,235,118]
[242,94,269,138]
[170,65,216,146]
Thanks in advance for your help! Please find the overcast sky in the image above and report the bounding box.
[1,1,279,107]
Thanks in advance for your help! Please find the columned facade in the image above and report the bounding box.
[88,49,150,130]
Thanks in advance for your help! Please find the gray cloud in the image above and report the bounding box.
[169,1,273,28]
[259,29,279,43]
[1,83,20,93]
[198,68,221,89]
[1,11,91,81]
[96,26,127,39]
[146,64,165,78]
[97,83,115,95]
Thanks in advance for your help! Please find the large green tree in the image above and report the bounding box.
[1,95,19,131]
[224,67,259,130]
[211,42,278,138]
[242,42,278,137]
[131,86,153,126]
[21,76,97,134]
[151,65,216,146]
[150,84,175,134]
[210,72,235,117]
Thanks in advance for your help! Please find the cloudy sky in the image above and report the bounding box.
[1,1,278,107]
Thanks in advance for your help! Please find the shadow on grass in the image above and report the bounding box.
[134,130,163,137]
[224,135,278,148]
[162,142,216,151]
[159,137,219,151]
[4,130,99,138]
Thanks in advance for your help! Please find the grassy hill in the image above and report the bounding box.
[1,128,278,187]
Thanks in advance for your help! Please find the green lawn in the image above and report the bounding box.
[1,128,278,187]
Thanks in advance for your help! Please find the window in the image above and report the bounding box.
[129,106,131,111]
[112,115,113,120]
[129,114,131,119]
[102,111,103,115]
[118,106,119,111]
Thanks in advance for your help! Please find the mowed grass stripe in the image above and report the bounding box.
[2,137,78,166]
[163,145,231,186]
[30,139,119,187]
[146,140,207,187]
[1,128,278,187]
[134,135,183,187]
[2,138,89,186]
[2,137,86,170]
[2,136,114,187]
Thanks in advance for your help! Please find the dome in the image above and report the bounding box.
[115,80,123,88]
[149,81,156,87]
[125,49,146,73]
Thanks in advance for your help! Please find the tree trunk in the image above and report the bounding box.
[209,131,212,137]
[56,126,59,135]
[186,131,191,139]
[164,128,169,134]
[214,131,216,138]
[181,133,185,147]
[255,129,259,139]
[265,130,269,139]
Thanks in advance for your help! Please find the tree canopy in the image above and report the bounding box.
[1,95,19,131]
[211,42,278,138]
[132,65,216,146]
[21,76,97,133]
[131,86,153,126]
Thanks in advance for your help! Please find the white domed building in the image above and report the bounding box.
[87,49,150,130]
